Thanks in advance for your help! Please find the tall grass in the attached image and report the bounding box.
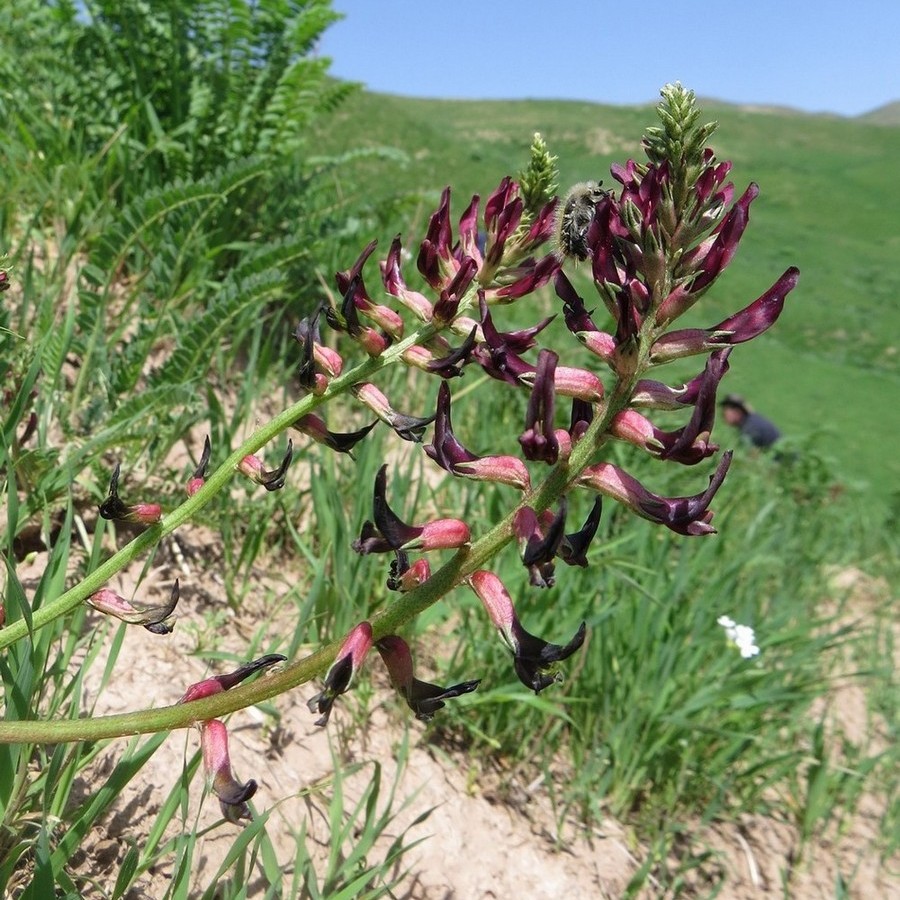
[1,21,896,897]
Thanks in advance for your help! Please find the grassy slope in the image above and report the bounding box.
[316,90,900,517]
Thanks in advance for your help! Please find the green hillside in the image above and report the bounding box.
[315,89,900,517]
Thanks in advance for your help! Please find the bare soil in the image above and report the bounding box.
[13,540,899,899]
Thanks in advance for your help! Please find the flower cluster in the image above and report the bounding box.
[78,85,796,828]
[293,87,794,711]
[717,615,761,659]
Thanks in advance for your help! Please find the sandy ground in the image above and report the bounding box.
[9,541,898,899]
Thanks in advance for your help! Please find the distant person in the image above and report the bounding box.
[720,394,781,449]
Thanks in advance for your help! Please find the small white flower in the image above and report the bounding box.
[717,615,760,658]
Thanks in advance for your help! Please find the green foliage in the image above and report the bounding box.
[2,49,897,898]
[0,0,349,198]
[310,91,900,517]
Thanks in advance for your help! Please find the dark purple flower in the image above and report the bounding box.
[239,440,293,491]
[579,452,733,536]
[484,177,517,235]
[308,622,373,726]
[492,253,560,300]
[352,464,470,554]
[381,235,434,321]
[457,194,482,264]
[434,255,478,323]
[201,719,257,823]
[293,309,322,390]
[187,435,212,497]
[352,383,435,442]
[292,414,377,456]
[334,239,378,333]
[651,268,799,363]
[485,193,524,268]
[513,501,567,588]
[519,349,559,464]
[417,188,454,288]
[376,635,480,721]
[99,463,162,525]
[421,325,478,378]
[558,497,603,567]
[555,270,599,334]
[424,382,531,490]
[468,570,586,693]
[657,349,731,464]
[588,192,632,288]
[180,654,286,704]
[473,294,536,384]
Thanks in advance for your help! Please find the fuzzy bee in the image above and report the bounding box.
[554,180,608,261]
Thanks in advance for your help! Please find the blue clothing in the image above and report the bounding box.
[740,412,780,449]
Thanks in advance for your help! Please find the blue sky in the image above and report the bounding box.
[318,0,898,117]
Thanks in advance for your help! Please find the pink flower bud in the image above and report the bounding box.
[201,720,257,823]
[453,455,532,491]
[520,365,605,402]
[356,326,391,356]
[357,298,405,339]
[87,581,179,634]
[398,557,431,591]
[408,518,470,551]
[579,330,617,362]
[376,635,479,721]
[314,344,343,378]
[308,622,373,726]
[352,382,392,419]
[610,410,665,454]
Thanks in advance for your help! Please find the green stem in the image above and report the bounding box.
[0,333,641,744]
[0,320,438,653]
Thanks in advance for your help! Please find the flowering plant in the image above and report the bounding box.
[0,84,796,823]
